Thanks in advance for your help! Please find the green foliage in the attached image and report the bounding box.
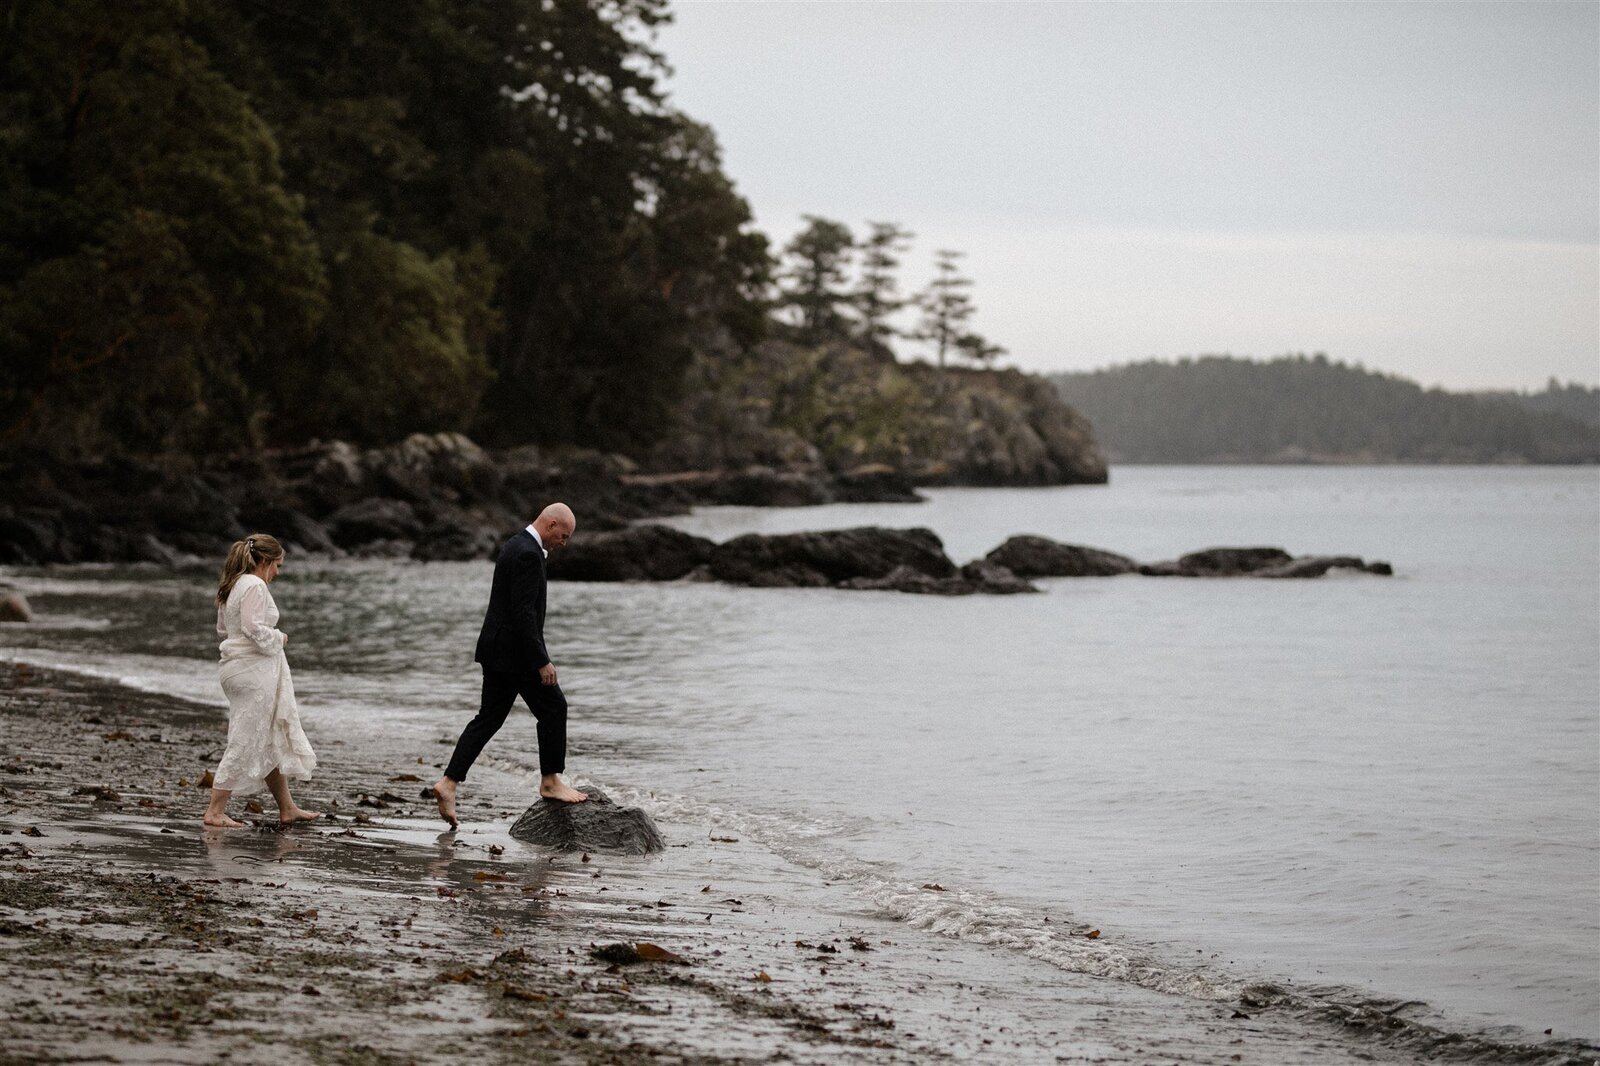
[1,0,770,458]
[852,222,914,355]
[1052,355,1600,464]
[779,216,855,345]
[655,339,1104,485]
[913,249,1001,370]
[0,0,326,452]
[1476,380,1600,428]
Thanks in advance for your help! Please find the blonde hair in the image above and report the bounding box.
[216,533,285,607]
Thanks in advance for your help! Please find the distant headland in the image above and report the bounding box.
[1052,355,1598,465]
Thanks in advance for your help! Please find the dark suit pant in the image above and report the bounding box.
[444,669,567,781]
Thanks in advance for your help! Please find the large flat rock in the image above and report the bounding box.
[508,786,664,855]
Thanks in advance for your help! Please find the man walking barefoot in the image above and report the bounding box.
[431,503,588,827]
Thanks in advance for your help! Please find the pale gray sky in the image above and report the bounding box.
[657,0,1599,390]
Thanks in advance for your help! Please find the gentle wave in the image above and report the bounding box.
[607,780,1598,1066]
[8,651,1596,1065]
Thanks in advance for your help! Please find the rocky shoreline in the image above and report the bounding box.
[2,663,1453,1066]
[548,526,1393,595]
[0,434,935,568]
[0,433,1390,595]
[0,664,994,1064]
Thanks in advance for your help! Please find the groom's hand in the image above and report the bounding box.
[539,662,557,686]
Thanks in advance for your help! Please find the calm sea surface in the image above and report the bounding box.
[4,466,1596,1050]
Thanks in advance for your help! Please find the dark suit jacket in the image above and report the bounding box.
[473,530,549,673]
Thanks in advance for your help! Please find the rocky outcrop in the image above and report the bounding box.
[841,560,1039,595]
[1138,547,1391,578]
[546,525,715,582]
[984,535,1137,577]
[508,786,664,855]
[708,527,957,588]
[0,435,704,566]
[1142,547,1293,577]
[832,464,923,504]
[926,371,1107,486]
[650,341,1109,488]
[1254,555,1393,578]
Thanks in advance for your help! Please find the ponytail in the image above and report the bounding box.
[216,533,285,607]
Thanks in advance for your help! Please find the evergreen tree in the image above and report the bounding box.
[955,331,1006,367]
[779,216,855,345]
[914,249,973,370]
[852,221,913,356]
[0,0,772,456]
[0,0,326,454]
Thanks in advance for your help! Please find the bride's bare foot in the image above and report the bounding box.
[429,777,459,828]
[539,775,588,803]
[202,813,246,828]
[278,807,321,826]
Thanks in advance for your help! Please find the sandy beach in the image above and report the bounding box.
[1,658,1584,1066]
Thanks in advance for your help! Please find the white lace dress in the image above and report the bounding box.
[213,574,316,794]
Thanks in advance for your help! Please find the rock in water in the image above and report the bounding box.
[0,592,32,623]
[984,535,1137,577]
[509,786,664,855]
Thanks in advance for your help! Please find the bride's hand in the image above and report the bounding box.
[281,632,289,646]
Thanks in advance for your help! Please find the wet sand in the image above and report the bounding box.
[0,661,1501,1065]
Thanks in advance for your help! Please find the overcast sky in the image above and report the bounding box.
[656,1,1598,390]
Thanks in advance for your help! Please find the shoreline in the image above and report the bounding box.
[2,660,1593,1065]
[0,662,945,1065]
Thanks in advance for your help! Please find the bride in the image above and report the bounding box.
[203,533,320,828]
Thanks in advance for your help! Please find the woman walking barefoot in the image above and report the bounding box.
[203,534,320,829]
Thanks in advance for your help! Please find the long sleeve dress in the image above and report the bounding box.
[213,574,316,794]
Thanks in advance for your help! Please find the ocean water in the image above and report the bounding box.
[4,466,1596,1055]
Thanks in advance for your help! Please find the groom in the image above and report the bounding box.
[431,502,588,827]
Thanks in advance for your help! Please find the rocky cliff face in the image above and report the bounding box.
[0,347,1110,565]
[649,341,1107,486]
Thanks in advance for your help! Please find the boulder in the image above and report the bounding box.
[706,466,831,507]
[959,559,1041,594]
[1141,548,1395,579]
[411,510,512,562]
[1254,555,1365,579]
[831,464,923,504]
[508,786,664,855]
[1255,556,1394,579]
[841,565,972,595]
[303,441,372,510]
[1141,547,1294,577]
[237,506,345,557]
[0,592,32,623]
[547,525,715,582]
[984,535,1137,577]
[709,527,957,588]
[367,432,500,505]
[324,497,422,547]
[840,559,1040,595]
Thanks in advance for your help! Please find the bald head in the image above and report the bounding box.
[533,502,576,551]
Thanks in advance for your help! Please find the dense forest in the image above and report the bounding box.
[0,0,771,457]
[1052,356,1600,464]
[0,0,1056,482]
[1475,380,1600,427]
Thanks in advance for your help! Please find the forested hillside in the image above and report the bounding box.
[0,0,767,457]
[1052,355,1599,464]
[1475,381,1600,427]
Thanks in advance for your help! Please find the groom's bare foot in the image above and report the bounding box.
[430,778,459,828]
[202,814,246,828]
[278,807,321,826]
[539,775,588,803]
